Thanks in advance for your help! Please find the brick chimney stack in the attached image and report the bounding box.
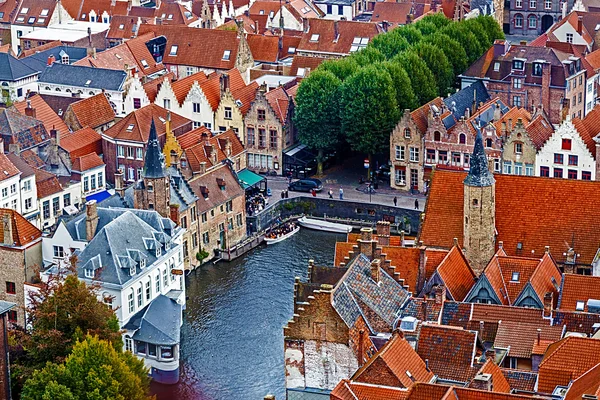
[169,204,180,224]
[376,221,390,246]
[370,258,381,283]
[543,292,553,318]
[114,169,125,198]
[358,228,374,259]
[472,373,493,391]
[2,213,13,246]
[86,200,99,242]
[24,99,36,118]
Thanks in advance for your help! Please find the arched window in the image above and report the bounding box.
[515,13,523,27]
[147,183,153,192]
[89,91,95,96]
[404,128,411,138]
[44,86,51,91]
[55,87,61,92]
[434,131,441,142]
[528,14,537,28]
[459,133,466,144]
[486,138,493,148]
[66,89,72,93]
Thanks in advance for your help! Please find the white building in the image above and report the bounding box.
[314,0,355,20]
[0,53,39,103]
[123,75,151,116]
[535,116,596,180]
[41,202,186,384]
[71,153,107,200]
[6,153,39,226]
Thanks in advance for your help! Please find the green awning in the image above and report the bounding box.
[237,169,265,189]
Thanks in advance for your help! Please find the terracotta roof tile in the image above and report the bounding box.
[558,274,600,312]
[12,0,57,27]
[0,153,21,182]
[572,105,600,156]
[181,129,244,173]
[564,362,600,400]
[500,369,538,392]
[371,2,412,26]
[405,383,451,400]
[247,34,279,63]
[289,55,325,77]
[5,153,35,178]
[60,127,103,162]
[469,360,511,393]
[232,81,259,116]
[20,149,45,169]
[538,337,600,393]
[107,15,139,40]
[424,248,449,279]
[331,379,411,400]
[411,98,444,134]
[187,163,244,213]
[420,170,600,265]
[0,209,41,247]
[143,72,175,103]
[494,321,563,359]
[265,86,290,123]
[67,93,115,129]
[298,18,380,55]
[34,167,63,198]
[586,48,600,69]
[525,114,554,150]
[436,246,476,302]
[72,152,104,172]
[103,103,191,143]
[170,71,208,105]
[353,333,435,388]
[416,324,478,383]
[12,94,70,136]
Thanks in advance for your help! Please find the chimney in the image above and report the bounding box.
[209,145,218,165]
[87,27,92,46]
[479,320,485,338]
[47,54,56,65]
[2,213,13,246]
[358,329,365,367]
[86,200,99,241]
[25,99,36,118]
[87,47,96,59]
[199,161,207,175]
[493,101,502,121]
[8,144,20,156]
[493,39,509,57]
[303,18,309,33]
[51,126,59,147]
[434,285,446,305]
[541,63,551,114]
[114,169,125,197]
[507,118,513,131]
[376,221,390,246]
[543,291,553,318]
[0,139,4,154]
[417,244,426,292]
[358,228,374,259]
[370,259,381,283]
[169,204,180,224]
[220,73,230,93]
[425,359,430,371]
[127,0,132,11]
[485,348,496,363]
[255,20,259,34]
[578,16,583,34]
[264,396,275,400]
[537,328,541,345]
[471,373,493,391]
[225,137,232,156]
[421,300,428,321]
[166,110,171,138]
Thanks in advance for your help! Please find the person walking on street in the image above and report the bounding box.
[414,198,419,210]
[281,190,285,199]
[311,188,317,197]
[393,196,397,207]
[288,171,292,184]
[339,187,344,200]
[328,189,333,199]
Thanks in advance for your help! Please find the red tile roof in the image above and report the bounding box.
[67,93,115,130]
[170,71,208,105]
[371,2,413,26]
[353,333,434,388]
[72,152,104,172]
[0,209,41,247]
[143,72,175,103]
[469,360,511,393]
[425,248,449,279]
[494,321,563,359]
[586,48,600,69]
[298,19,380,55]
[331,380,410,400]
[60,127,103,162]
[572,105,600,157]
[12,94,70,137]
[12,0,57,27]
[265,86,291,124]
[436,246,476,302]
[154,1,198,25]
[289,55,326,77]
[188,163,244,213]
[106,15,139,40]
[538,337,600,393]
[34,168,63,199]
[416,324,478,383]
[525,114,554,150]
[231,81,259,116]
[420,170,600,266]
[138,25,245,70]
[103,104,191,143]
[200,69,247,112]
[0,153,21,182]
[558,274,600,312]
[247,34,280,63]
[564,362,600,400]
[411,98,444,134]
[181,129,244,173]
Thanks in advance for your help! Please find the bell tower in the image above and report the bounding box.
[134,119,170,217]
[463,129,496,275]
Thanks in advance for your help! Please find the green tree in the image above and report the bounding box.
[369,30,410,59]
[294,70,342,175]
[460,18,491,50]
[380,61,418,111]
[340,66,399,177]
[420,13,452,28]
[21,335,152,400]
[318,57,358,81]
[413,20,438,36]
[396,25,423,44]
[424,33,468,76]
[475,15,505,43]
[441,23,484,64]
[351,46,385,66]
[395,51,437,104]
[413,42,454,96]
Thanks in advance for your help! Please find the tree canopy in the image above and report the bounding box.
[21,336,152,400]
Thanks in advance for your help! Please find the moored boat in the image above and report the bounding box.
[264,225,300,245]
[297,217,352,233]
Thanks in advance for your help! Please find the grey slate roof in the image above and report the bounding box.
[124,294,182,345]
[0,300,16,315]
[20,47,88,73]
[39,63,127,91]
[75,209,179,286]
[443,81,490,129]
[332,254,411,331]
[0,108,45,140]
[142,120,167,179]
[0,53,39,81]
[464,130,495,187]
[168,166,198,212]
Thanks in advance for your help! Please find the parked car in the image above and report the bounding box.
[289,178,323,192]
[376,164,391,180]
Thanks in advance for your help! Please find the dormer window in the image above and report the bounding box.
[288,47,296,54]
[118,24,124,29]
[41,9,49,16]
[512,60,524,70]
[399,316,417,331]
[576,301,585,311]
[156,247,161,257]
[140,259,146,269]
[517,242,523,250]
[532,62,543,76]
[141,59,148,69]
[84,269,94,278]
[493,62,500,72]
[310,34,319,42]
[167,14,173,19]
[20,7,28,13]
[511,272,520,282]
[27,17,35,24]
[147,183,153,192]
[61,55,69,64]
[126,124,134,131]
[222,50,231,61]
[169,45,178,56]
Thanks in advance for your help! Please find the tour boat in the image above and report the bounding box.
[264,225,300,245]
[297,217,353,233]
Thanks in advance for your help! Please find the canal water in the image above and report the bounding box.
[151,229,345,400]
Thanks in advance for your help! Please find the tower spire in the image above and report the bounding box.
[464,129,495,187]
[143,118,167,179]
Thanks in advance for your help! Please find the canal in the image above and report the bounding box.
[151,229,346,400]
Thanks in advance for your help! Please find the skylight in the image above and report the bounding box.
[85,79,92,86]
[20,7,28,13]
[259,10,264,14]
[126,124,135,131]
[288,47,296,54]
[222,50,231,60]
[161,13,166,18]
[118,24,124,29]
[310,33,319,42]
[297,67,306,77]
[167,14,173,19]
[40,9,49,16]
[511,272,520,282]
[115,54,122,60]
[576,301,585,311]
[301,6,310,13]
[16,16,24,22]
[141,59,149,68]
[37,18,45,24]
[27,16,35,24]
[169,45,178,56]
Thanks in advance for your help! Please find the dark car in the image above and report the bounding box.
[288,178,323,192]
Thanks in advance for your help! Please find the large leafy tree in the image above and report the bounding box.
[340,66,399,176]
[395,51,438,105]
[380,61,418,111]
[21,335,152,400]
[461,18,491,50]
[412,42,454,96]
[396,25,423,44]
[294,70,342,175]
[318,57,358,81]
[370,30,410,59]
[351,46,385,66]
[413,20,438,36]
[420,13,452,28]
[424,33,468,76]
[476,15,505,43]
[441,23,484,64]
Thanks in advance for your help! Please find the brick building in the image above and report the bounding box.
[63,93,116,133]
[0,209,42,326]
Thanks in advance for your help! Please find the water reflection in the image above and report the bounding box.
[151,229,344,400]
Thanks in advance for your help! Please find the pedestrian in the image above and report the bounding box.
[339,187,344,200]
[311,188,317,197]
[393,196,397,207]
[288,171,292,184]
[328,189,333,199]
[281,190,285,199]
[414,198,419,210]
[285,190,289,198]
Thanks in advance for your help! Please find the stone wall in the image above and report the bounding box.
[247,196,421,234]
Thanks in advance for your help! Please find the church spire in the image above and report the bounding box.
[464,129,495,187]
[143,119,167,179]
